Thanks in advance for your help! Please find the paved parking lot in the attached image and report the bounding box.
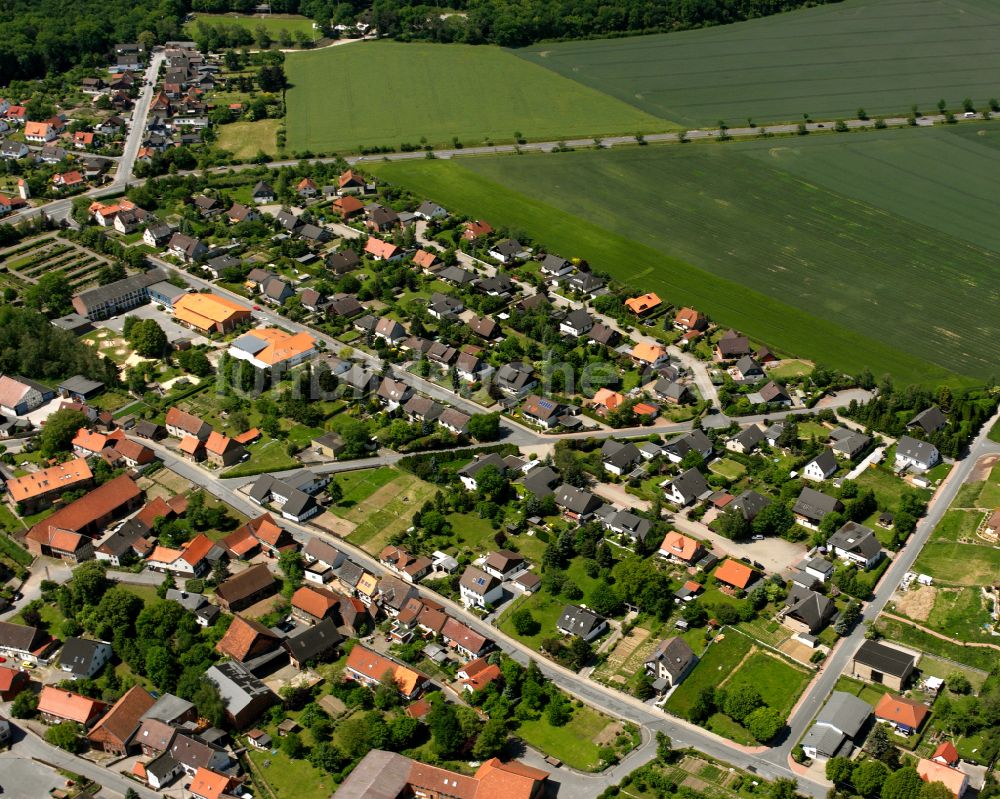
[98,303,212,347]
[0,751,64,798]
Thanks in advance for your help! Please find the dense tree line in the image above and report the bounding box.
[0,307,119,386]
[365,0,840,48]
[0,0,184,85]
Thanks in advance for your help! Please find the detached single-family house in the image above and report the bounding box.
[658,532,703,564]
[663,468,710,507]
[560,308,594,337]
[874,693,929,735]
[828,522,882,569]
[803,449,838,481]
[727,425,766,454]
[895,435,940,472]
[601,439,641,476]
[553,484,602,521]
[781,586,835,635]
[908,406,948,435]
[801,691,872,760]
[557,604,607,641]
[916,759,968,799]
[482,550,528,582]
[793,487,844,530]
[644,637,697,694]
[664,429,713,464]
[459,566,503,609]
[59,637,113,679]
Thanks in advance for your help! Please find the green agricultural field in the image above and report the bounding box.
[370,124,1000,383]
[186,12,320,40]
[515,0,1000,127]
[284,41,669,153]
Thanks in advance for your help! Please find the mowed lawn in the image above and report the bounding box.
[216,119,280,159]
[370,125,1000,383]
[285,41,669,153]
[515,704,611,771]
[666,632,754,719]
[186,12,320,40]
[515,0,1000,127]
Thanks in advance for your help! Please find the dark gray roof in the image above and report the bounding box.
[908,406,947,434]
[733,425,766,449]
[667,467,711,502]
[458,452,509,479]
[793,487,842,521]
[667,429,713,458]
[807,449,839,475]
[554,484,601,515]
[645,637,697,681]
[730,490,771,521]
[557,604,605,637]
[58,375,104,395]
[205,661,275,717]
[144,752,180,780]
[142,692,195,724]
[284,617,343,663]
[815,691,872,737]
[540,253,570,272]
[735,355,763,376]
[73,268,167,314]
[784,586,835,632]
[607,509,653,542]
[520,466,560,498]
[828,522,881,559]
[896,435,939,463]
[58,637,108,675]
[802,724,849,759]
[758,380,792,403]
[601,439,641,470]
[852,640,915,677]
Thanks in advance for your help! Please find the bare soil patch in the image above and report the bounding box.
[895,585,937,622]
[594,721,624,747]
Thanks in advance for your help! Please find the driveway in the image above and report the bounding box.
[0,559,72,621]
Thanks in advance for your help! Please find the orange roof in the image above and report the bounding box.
[55,171,84,185]
[181,534,214,566]
[49,529,86,554]
[346,644,424,696]
[412,249,439,269]
[916,759,967,799]
[216,615,279,662]
[364,238,400,259]
[132,761,147,779]
[593,388,624,411]
[148,545,183,565]
[933,742,959,766]
[38,686,104,724]
[189,768,235,799]
[73,427,124,454]
[338,169,363,187]
[234,428,261,444]
[631,341,667,364]
[683,580,702,593]
[714,558,754,589]
[7,458,93,503]
[874,693,929,730]
[88,685,155,747]
[333,195,364,215]
[675,306,702,327]
[24,121,51,137]
[459,657,502,691]
[27,474,139,544]
[135,496,174,528]
[205,430,234,455]
[297,177,317,190]
[474,758,551,799]
[234,328,316,366]
[221,526,258,557]
[633,402,658,417]
[179,434,203,455]
[292,585,339,619]
[173,292,250,330]
[247,513,285,547]
[463,219,492,238]
[624,292,662,314]
[660,531,701,561]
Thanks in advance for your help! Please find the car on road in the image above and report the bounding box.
[752,535,764,541]
[253,305,261,311]
[20,662,34,669]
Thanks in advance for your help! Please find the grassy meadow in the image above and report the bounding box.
[284,41,670,153]
[370,123,1000,384]
[186,12,321,40]
[515,0,1000,127]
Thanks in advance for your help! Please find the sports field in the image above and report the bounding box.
[186,12,321,41]
[369,123,1000,384]
[284,41,670,153]
[515,0,1000,127]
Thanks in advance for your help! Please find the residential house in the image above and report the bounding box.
[38,686,106,727]
[461,219,493,240]
[781,586,835,634]
[714,559,755,590]
[87,685,156,755]
[801,691,872,760]
[495,362,537,398]
[664,468,711,507]
[644,637,697,694]
[167,233,207,263]
[482,550,528,581]
[215,615,282,664]
[291,584,342,624]
[714,330,752,360]
[895,435,941,472]
[592,388,625,416]
[908,406,948,435]
[488,238,529,264]
[364,238,402,262]
[749,380,792,406]
[557,604,607,641]
[143,223,173,248]
[588,323,619,347]
[0,665,30,700]
[0,621,58,665]
[412,249,440,271]
[459,566,503,609]
[328,249,362,275]
[828,522,882,569]
[664,429,713,464]
[374,317,407,345]
[602,439,641,476]
[631,342,668,367]
[803,450,838,481]
[380,546,433,583]
[415,200,447,219]
[874,693,930,735]
[215,564,278,613]
[553,484,602,521]
[251,181,275,203]
[624,292,661,316]
[284,617,343,668]
[916,760,968,799]
[334,751,549,799]
[850,641,916,691]
[658,532,703,564]
[520,395,566,429]
[204,431,246,468]
[727,425,766,454]
[733,356,764,382]
[793,487,844,530]
[674,307,706,331]
[58,637,113,679]
[6,457,93,514]
[729,490,771,522]
[204,662,277,729]
[458,657,502,694]
[165,407,212,440]
[345,645,428,700]
[830,428,872,459]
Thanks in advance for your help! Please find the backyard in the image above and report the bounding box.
[515,703,623,771]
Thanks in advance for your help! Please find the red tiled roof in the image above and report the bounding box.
[38,685,105,724]
[714,558,754,589]
[875,693,929,730]
[88,685,155,747]
[292,585,340,620]
[27,474,139,544]
[216,615,280,662]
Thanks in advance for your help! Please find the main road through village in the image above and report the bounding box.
[2,44,997,796]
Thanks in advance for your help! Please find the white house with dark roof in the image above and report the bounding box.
[894,435,940,472]
[663,468,710,507]
[459,566,502,609]
[557,604,607,641]
[828,521,882,569]
[803,449,839,481]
